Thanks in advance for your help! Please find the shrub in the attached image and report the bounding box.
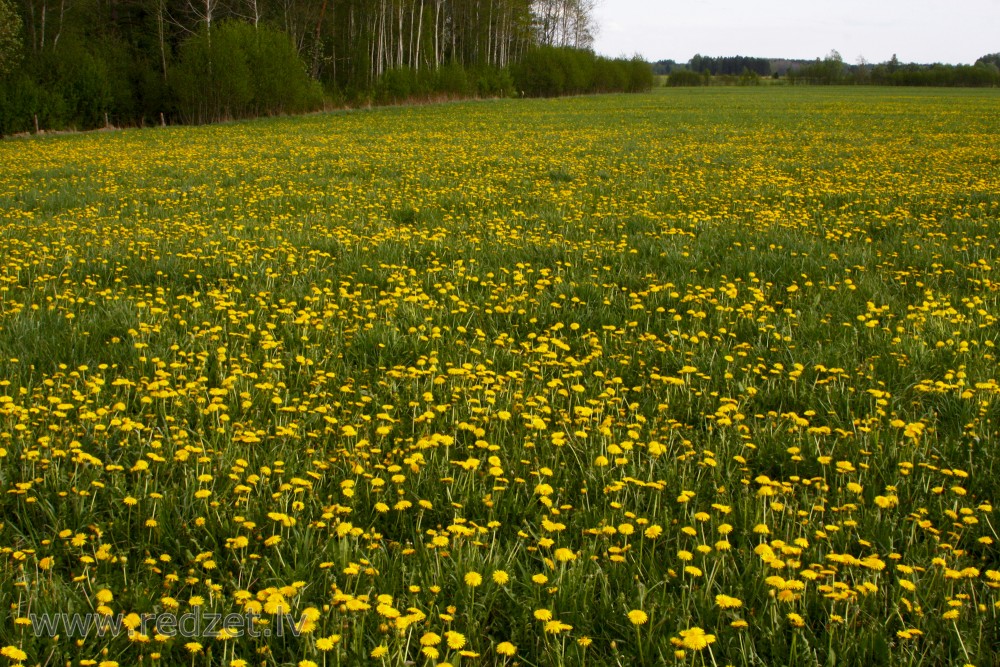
[436,61,470,96]
[666,69,704,87]
[0,74,66,134]
[376,67,418,103]
[512,47,651,97]
[512,47,568,97]
[593,57,628,92]
[171,22,322,124]
[625,56,655,92]
[473,66,515,97]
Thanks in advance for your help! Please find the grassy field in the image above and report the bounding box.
[1,86,1000,667]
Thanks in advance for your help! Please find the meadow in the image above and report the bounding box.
[1,86,999,667]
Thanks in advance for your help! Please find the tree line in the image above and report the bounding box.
[0,0,653,134]
[789,52,1000,87]
[653,55,771,78]
[653,51,999,88]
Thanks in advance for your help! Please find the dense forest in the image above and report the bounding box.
[0,0,653,134]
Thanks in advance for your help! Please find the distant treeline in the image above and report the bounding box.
[654,52,1000,88]
[652,56,770,77]
[789,52,1000,87]
[688,54,770,76]
[0,0,653,135]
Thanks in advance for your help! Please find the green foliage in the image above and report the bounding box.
[594,57,630,91]
[47,41,117,127]
[0,36,133,133]
[512,46,568,96]
[170,27,251,123]
[0,0,21,78]
[435,61,470,96]
[625,55,656,92]
[373,62,502,104]
[739,67,761,86]
[170,22,322,124]
[244,25,325,116]
[375,67,421,103]
[651,59,679,75]
[0,74,64,134]
[784,52,1000,88]
[472,66,514,97]
[689,53,771,76]
[512,46,653,97]
[975,53,1000,69]
[869,61,1000,87]
[788,52,847,85]
[666,69,705,87]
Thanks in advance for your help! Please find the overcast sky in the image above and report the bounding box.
[593,0,1000,65]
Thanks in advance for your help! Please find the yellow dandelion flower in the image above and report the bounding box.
[496,642,517,656]
[627,609,648,625]
[554,547,577,562]
[715,594,743,609]
[679,628,715,650]
[543,620,572,634]
[1,647,28,662]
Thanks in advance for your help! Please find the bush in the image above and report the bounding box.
[39,39,120,128]
[512,46,652,97]
[512,47,568,96]
[246,25,325,114]
[376,67,418,103]
[473,66,514,97]
[374,61,500,104]
[563,48,595,94]
[739,68,761,86]
[171,22,322,124]
[436,61,470,96]
[593,57,628,92]
[625,56,655,92]
[0,74,65,134]
[666,70,704,87]
[170,25,252,123]
[0,36,138,133]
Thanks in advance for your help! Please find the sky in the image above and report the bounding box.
[593,0,1000,65]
